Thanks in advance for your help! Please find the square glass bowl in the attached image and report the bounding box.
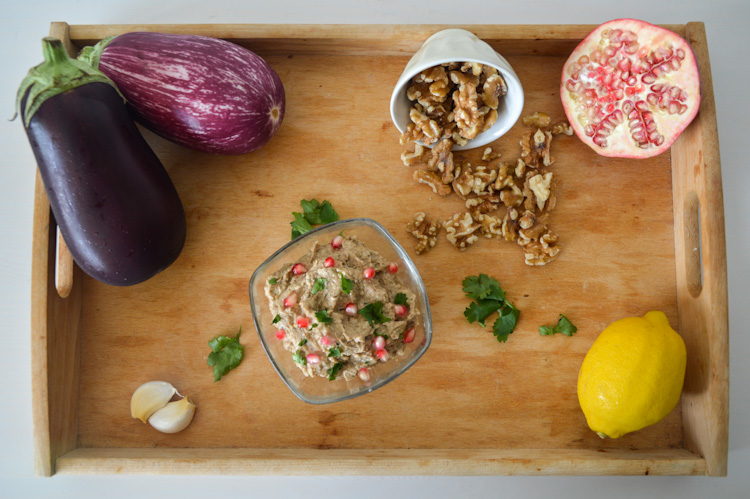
[248,218,433,404]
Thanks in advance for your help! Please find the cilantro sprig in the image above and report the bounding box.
[207,327,244,382]
[292,350,306,365]
[462,274,520,343]
[540,314,578,337]
[311,278,327,295]
[290,199,339,239]
[315,310,333,324]
[327,362,344,381]
[340,273,353,294]
[328,347,342,357]
[358,302,392,327]
[394,293,408,306]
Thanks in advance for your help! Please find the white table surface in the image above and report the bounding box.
[2,0,748,496]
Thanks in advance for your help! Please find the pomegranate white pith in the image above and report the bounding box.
[560,19,700,158]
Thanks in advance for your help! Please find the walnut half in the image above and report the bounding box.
[406,212,441,255]
[443,212,480,251]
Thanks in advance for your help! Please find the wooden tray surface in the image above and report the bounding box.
[31,22,728,476]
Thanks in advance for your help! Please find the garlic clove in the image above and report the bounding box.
[130,381,177,423]
[147,397,196,434]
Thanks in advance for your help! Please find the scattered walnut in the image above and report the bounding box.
[482,147,501,162]
[414,170,452,196]
[520,129,553,168]
[518,210,536,229]
[443,212,480,250]
[401,144,427,167]
[550,121,574,136]
[500,182,524,208]
[427,138,456,183]
[528,172,553,211]
[406,212,441,255]
[400,123,425,145]
[410,106,441,144]
[473,211,504,238]
[523,231,561,266]
[501,211,519,241]
[452,131,469,147]
[522,112,551,128]
[482,74,508,110]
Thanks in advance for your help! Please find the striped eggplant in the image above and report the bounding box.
[79,32,286,155]
[17,38,186,286]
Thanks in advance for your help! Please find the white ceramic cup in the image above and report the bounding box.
[390,29,524,151]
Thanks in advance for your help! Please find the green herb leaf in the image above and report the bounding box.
[358,302,392,327]
[292,350,307,365]
[207,327,244,382]
[311,278,327,295]
[298,338,307,346]
[327,362,344,381]
[492,303,520,343]
[268,278,277,285]
[272,314,281,324]
[316,310,333,324]
[340,274,353,294]
[291,199,340,240]
[328,347,342,358]
[464,299,503,326]
[290,212,313,240]
[462,274,505,302]
[540,314,578,337]
[394,293,408,306]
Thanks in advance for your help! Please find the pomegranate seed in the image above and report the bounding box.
[283,292,298,308]
[373,335,385,350]
[375,349,389,362]
[388,262,399,274]
[306,353,320,365]
[363,267,375,279]
[292,263,307,275]
[275,329,286,340]
[345,303,358,316]
[394,304,408,317]
[358,368,371,382]
[296,316,310,329]
[324,257,335,268]
[320,335,335,346]
[403,327,416,344]
[331,235,343,249]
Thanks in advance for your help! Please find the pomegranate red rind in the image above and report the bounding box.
[560,19,701,158]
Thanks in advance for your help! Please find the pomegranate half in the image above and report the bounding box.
[560,19,701,158]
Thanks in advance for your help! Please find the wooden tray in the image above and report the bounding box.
[31,22,728,476]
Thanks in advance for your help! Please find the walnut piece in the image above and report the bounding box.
[406,212,440,255]
[528,172,553,211]
[401,144,427,167]
[482,74,508,110]
[452,80,482,140]
[550,121,574,136]
[522,112,551,128]
[520,129,553,168]
[410,106,441,145]
[523,231,561,266]
[443,212,480,250]
[427,138,456,183]
[414,170,452,196]
[473,211,503,238]
[400,123,425,146]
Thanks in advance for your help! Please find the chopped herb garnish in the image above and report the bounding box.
[316,310,333,324]
[394,293,408,306]
[358,301,392,327]
[298,338,307,346]
[462,274,520,343]
[292,350,307,365]
[311,278,327,295]
[290,199,340,239]
[272,314,281,324]
[340,273,353,294]
[207,327,244,382]
[268,277,278,285]
[327,362,344,381]
[328,347,342,357]
[310,324,318,329]
[540,314,578,337]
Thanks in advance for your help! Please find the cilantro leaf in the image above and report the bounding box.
[327,362,344,381]
[358,302,392,327]
[300,199,321,219]
[298,338,307,346]
[328,347,342,357]
[464,299,503,326]
[272,314,281,324]
[318,201,339,224]
[290,212,313,240]
[394,293,408,306]
[316,310,333,324]
[268,278,277,285]
[292,350,307,365]
[340,273,353,294]
[540,314,578,337]
[492,303,520,343]
[462,274,505,302]
[290,199,340,240]
[207,328,244,382]
[311,278,327,295]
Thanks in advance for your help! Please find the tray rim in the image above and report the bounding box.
[30,21,728,477]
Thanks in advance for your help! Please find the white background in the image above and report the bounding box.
[1,0,748,497]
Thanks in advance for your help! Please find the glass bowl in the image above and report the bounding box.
[248,218,432,404]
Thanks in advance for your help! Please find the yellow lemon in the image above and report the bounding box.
[577,311,686,439]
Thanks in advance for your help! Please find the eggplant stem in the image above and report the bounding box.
[42,37,70,64]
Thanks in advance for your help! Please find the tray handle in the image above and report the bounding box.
[671,22,728,477]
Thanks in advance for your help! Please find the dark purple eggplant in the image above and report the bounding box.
[17,38,185,286]
[79,32,285,155]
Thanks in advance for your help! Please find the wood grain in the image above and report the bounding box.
[30,21,727,476]
[671,22,729,476]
